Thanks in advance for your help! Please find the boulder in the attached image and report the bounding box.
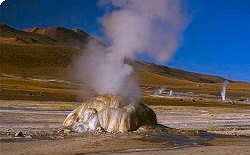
[63,95,157,133]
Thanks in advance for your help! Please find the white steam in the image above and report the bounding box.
[154,87,165,95]
[221,80,229,101]
[77,0,188,99]
[169,89,174,96]
[0,0,5,6]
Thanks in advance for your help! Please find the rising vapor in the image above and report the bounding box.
[221,80,229,101]
[0,0,5,5]
[77,0,189,100]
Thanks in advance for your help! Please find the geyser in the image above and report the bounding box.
[63,95,156,133]
[169,89,174,96]
[154,87,165,95]
[221,80,229,101]
[64,0,188,133]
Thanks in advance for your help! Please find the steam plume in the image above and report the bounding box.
[169,89,174,96]
[77,0,188,99]
[154,87,165,95]
[221,80,229,101]
[0,0,5,6]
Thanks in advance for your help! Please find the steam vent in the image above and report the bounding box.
[63,95,157,133]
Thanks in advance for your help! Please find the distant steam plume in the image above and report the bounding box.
[169,89,174,96]
[77,0,188,100]
[154,87,165,95]
[221,80,229,101]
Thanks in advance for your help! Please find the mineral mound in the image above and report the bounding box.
[63,95,157,133]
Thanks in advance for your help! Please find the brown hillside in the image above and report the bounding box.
[132,61,226,83]
[25,27,90,48]
[0,24,227,84]
[1,25,250,101]
[0,24,55,45]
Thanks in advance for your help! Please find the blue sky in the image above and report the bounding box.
[0,0,249,82]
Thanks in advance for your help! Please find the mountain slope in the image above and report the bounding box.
[0,24,92,48]
[0,25,227,83]
[25,27,91,48]
[0,24,55,45]
[132,61,226,83]
[1,24,250,101]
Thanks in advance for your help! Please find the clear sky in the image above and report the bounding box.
[0,0,249,82]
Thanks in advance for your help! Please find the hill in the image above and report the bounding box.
[25,27,91,48]
[1,25,227,83]
[1,24,250,101]
[0,24,55,45]
[0,24,92,48]
[132,61,226,83]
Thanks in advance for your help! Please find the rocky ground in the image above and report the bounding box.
[0,100,250,155]
[154,105,250,136]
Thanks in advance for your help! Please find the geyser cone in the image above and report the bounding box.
[63,95,157,133]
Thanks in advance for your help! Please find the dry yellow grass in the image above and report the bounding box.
[0,76,81,101]
[1,42,250,102]
[136,70,250,98]
[142,96,250,108]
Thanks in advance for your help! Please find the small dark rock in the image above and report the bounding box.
[15,131,24,137]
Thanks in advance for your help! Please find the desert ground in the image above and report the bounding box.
[1,99,250,155]
[1,66,250,155]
